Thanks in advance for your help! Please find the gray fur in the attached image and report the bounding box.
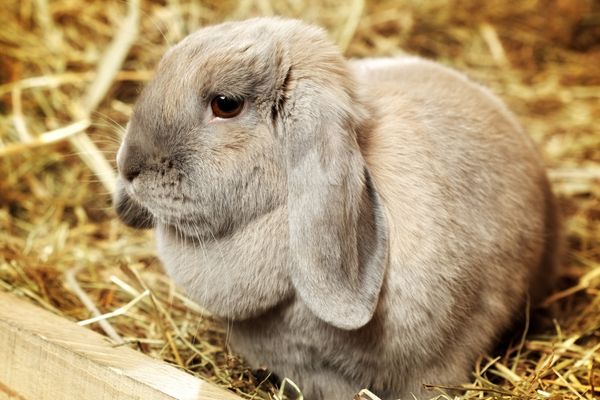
[114,17,560,400]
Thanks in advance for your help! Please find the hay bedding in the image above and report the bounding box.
[1,0,599,398]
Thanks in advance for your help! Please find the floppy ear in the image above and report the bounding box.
[113,179,154,229]
[282,79,388,330]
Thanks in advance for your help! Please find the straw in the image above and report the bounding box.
[1,1,599,399]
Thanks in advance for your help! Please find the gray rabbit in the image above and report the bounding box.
[114,17,560,400]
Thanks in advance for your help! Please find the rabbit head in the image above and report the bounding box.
[115,18,388,329]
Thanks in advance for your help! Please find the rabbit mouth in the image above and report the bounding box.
[121,185,220,239]
[123,178,188,215]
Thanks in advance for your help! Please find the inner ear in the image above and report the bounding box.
[357,168,389,289]
[113,180,154,229]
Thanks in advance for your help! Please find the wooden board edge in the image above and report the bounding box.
[0,290,242,400]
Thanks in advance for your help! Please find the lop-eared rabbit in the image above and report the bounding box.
[115,17,559,400]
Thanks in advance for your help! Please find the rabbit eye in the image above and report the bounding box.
[210,95,244,118]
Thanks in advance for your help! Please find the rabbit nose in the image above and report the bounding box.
[123,164,141,182]
[118,144,145,182]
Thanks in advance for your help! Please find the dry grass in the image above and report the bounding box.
[1,0,599,399]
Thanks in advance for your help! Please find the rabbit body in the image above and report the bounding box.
[115,18,559,400]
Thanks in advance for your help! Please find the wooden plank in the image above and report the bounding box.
[0,291,242,400]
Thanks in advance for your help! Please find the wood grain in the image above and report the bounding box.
[0,291,242,400]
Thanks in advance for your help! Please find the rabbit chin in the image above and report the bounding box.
[157,219,223,242]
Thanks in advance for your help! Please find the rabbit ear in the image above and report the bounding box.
[282,79,388,330]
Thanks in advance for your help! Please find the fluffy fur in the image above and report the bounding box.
[114,17,560,400]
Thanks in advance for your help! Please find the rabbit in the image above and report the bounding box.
[114,17,560,400]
